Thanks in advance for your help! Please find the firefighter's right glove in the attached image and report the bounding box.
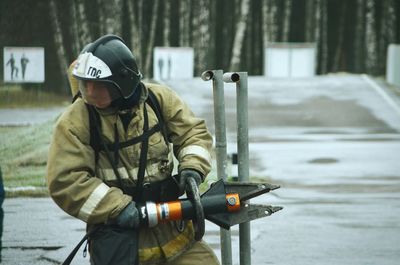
[179,169,203,195]
[115,201,140,229]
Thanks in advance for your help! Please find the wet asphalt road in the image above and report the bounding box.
[1,74,400,264]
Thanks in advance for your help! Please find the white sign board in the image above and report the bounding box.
[386,44,400,87]
[153,47,194,80]
[3,47,45,83]
[264,43,316,78]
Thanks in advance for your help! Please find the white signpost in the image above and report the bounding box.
[3,47,45,83]
[264,43,316,78]
[153,47,194,80]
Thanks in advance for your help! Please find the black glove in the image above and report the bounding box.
[115,201,140,229]
[179,169,203,194]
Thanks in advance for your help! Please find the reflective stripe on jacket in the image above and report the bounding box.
[46,82,213,264]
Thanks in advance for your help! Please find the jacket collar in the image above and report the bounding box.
[94,83,149,116]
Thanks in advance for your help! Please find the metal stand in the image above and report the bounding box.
[223,72,250,265]
[202,70,232,265]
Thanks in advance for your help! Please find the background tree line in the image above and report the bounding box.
[0,0,399,94]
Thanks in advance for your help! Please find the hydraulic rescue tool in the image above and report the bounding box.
[138,178,282,240]
[62,178,281,264]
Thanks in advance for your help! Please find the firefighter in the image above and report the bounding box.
[46,34,220,265]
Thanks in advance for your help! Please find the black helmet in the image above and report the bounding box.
[72,34,142,99]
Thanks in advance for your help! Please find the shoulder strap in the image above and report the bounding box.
[146,89,169,143]
[134,103,150,202]
[87,89,169,156]
[86,103,126,192]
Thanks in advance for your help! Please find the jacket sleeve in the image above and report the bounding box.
[157,86,213,177]
[46,107,131,224]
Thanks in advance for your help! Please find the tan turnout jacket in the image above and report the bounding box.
[47,83,213,264]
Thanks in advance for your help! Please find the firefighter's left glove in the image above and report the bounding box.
[179,169,203,194]
[115,201,140,229]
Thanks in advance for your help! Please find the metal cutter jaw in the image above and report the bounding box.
[202,179,283,230]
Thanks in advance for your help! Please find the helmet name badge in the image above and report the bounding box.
[73,52,112,79]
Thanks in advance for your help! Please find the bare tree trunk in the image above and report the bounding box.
[385,0,397,44]
[76,0,91,47]
[378,0,397,73]
[365,0,378,75]
[97,0,106,34]
[314,0,321,72]
[315,0,328,74]
[252,1,263,74]
[332,1,345,72]
[144,0,159,77]
[208,0,218,68]
[246,1,257,73]
[163,0,171,46]
[354,0,365,72]
[137,0,144,65]
[49,0,69,92]
[263,0,278,46]
[127,0,141,66]
[269,0,279,42]
[262,0,269,47]
[217,1,235,69]
[229,0,251,71]
[261,0,278,44]
[282,0,292,42]
[180,0,191,47]
[321,0,328,74]
[304,0,315,42]
[69,0,81,56]
[102,0,123,35]
[192,0,210,75]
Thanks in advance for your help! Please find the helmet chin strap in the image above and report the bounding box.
[111,82,143,110]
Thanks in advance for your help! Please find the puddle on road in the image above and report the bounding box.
[3,246,62,251]
[308,158,339,164]
[274,180,400,194]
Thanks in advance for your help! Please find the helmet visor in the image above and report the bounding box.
[79,80,122,109]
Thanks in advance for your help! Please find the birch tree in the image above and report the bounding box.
[137,0,144,64]
[378,0,397,73]
[191,0,210,74]
[69,0,81,56]
[207,0,218,68]
[384,0,397,45]
[49,0,69,92]
[163,0,171,47]
[75,0,91,49]
[229,0,251,71]
[251,1,263,74]
[179,0,191,47]
[96,0,106,34]
[315,0,328,74]
[354,0,365,72]
[127,0,142,66]
[365,0,378,75]
[101,0,123,35]
[263,0,279,45]
[282,0,292,42]
[262,1,270,47]
[144,0,159,76]
[332,1,346,72]
[304,0,315,42]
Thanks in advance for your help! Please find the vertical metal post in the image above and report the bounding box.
[223,72,250,265]
[201,70,232,265]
